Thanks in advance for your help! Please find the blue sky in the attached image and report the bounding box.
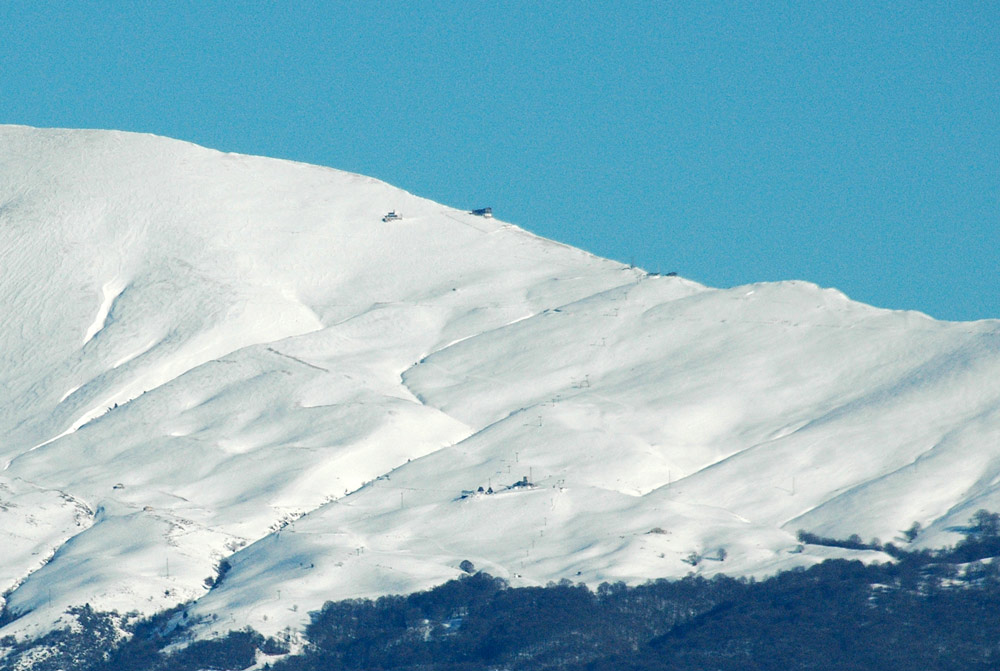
[2,2,997,321]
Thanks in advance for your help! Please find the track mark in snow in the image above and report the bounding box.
[83,277,128,345]
[439,210,495,234]
[266,347,329,372]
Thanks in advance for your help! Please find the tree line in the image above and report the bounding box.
[4,510,1000,670]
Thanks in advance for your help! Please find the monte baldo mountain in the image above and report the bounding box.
[2,125,999,646]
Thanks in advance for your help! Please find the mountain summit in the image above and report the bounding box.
[2,125,999,640]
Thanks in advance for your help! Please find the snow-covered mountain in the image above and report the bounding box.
[2,125,999,642]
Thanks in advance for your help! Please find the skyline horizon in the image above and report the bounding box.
[2,3,997,321]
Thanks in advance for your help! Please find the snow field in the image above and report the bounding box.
[1,125,999,642]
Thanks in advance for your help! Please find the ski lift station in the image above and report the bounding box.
[382,211,402,222]
[470,207,492,218]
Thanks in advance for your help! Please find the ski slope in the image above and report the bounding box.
[1,125,999,642]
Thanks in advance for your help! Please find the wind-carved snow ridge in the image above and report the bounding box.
[58,384,83,403]
[4,125,1000,645]
[83,277,128,345]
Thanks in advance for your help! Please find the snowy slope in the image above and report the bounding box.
[1,125,999,642]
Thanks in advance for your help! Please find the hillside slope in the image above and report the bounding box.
[1,126,999,641]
